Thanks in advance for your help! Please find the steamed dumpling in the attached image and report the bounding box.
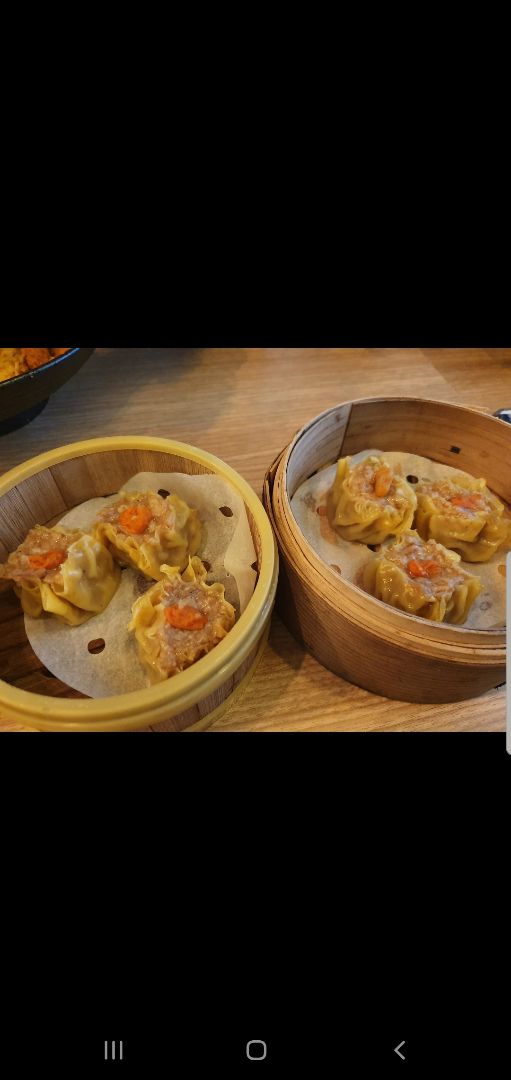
[128,556,235,683]
[0,525,121,625]
[414,475,511,562]
[94,490,202,580]
[361,530,482,624]
[327,455,417,545]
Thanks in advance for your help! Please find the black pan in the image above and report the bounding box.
[0,348,95,435]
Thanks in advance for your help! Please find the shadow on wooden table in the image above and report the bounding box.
[78,348,249,432]
[424,348,511,413]
[0,348,251,455]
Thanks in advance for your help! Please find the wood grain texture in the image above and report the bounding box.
[0,347,509,731]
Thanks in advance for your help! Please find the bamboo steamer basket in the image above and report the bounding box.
[263,397,508,703]
[0,436,277,731]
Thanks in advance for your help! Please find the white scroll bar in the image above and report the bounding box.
[507,551,510,755]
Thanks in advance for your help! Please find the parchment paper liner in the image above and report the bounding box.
[24,470,257,697]
[290,449,507,630]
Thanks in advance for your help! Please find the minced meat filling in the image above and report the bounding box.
[154,578,228,676]
[418,479,491,516]
[98,492,174,542]
[348,458,408,509]
[383,535,467,600]
[0,527,77,584]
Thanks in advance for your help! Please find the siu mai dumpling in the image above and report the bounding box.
[361,530,482,624]
[128,556,236,683]
[414,475,511,562]
[94,490,202,580]
[0,525,121,625]
[327,455,417,545]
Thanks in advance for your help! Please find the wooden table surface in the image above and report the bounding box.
[1,348,509,732]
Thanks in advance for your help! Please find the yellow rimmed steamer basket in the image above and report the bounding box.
[0,437,278,731]
[263,397,508,704]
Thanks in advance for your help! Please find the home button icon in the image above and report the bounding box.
[246,1039,267,1061]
